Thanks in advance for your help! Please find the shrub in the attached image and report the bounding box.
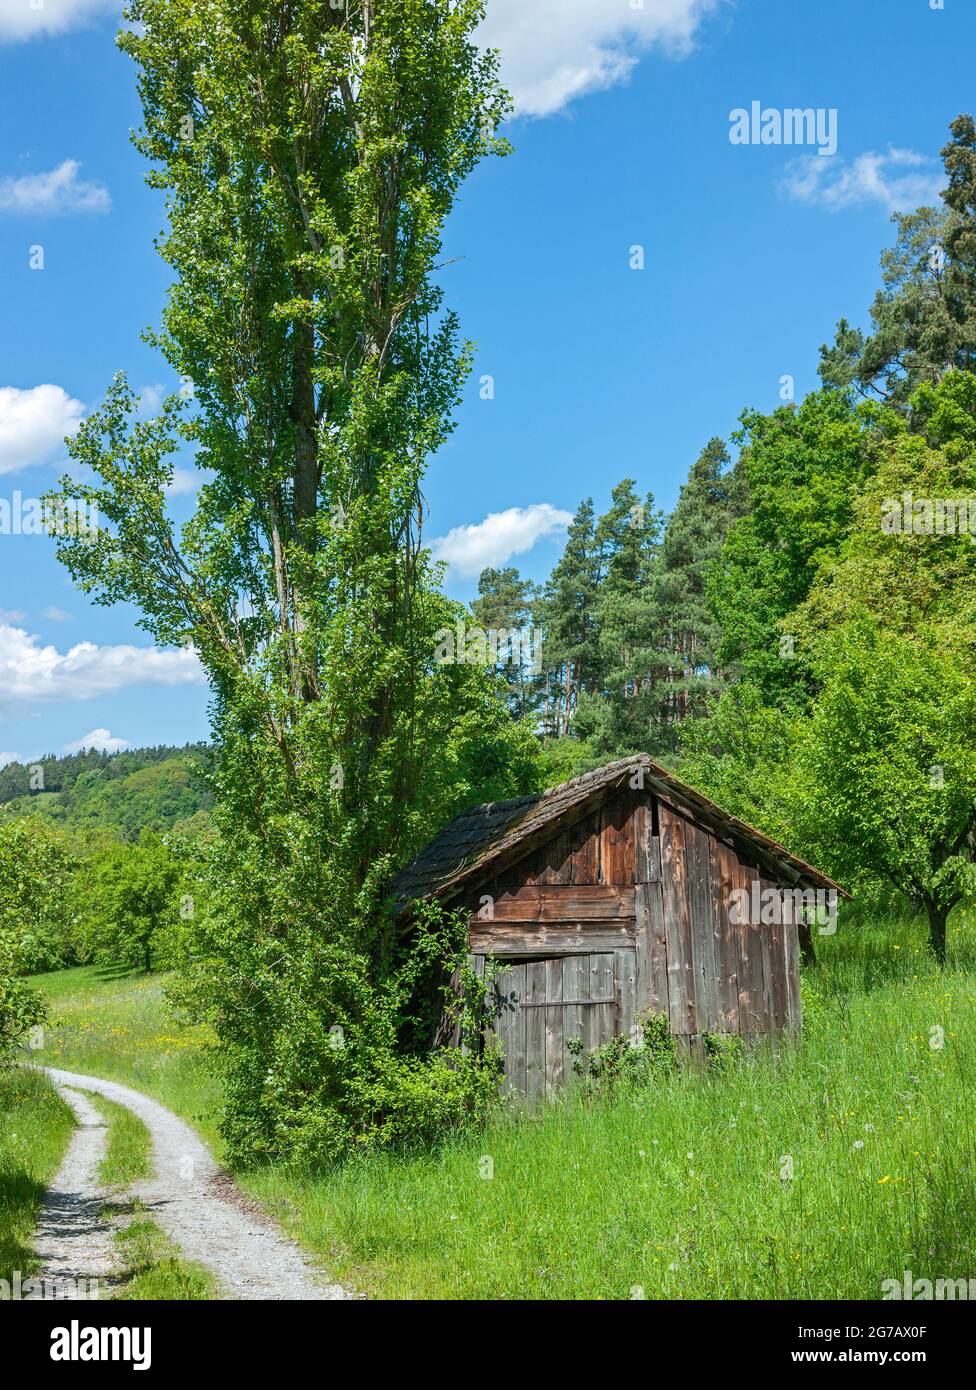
[567,1010,741,1095]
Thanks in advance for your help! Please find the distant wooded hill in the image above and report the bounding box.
[0,745,213,838]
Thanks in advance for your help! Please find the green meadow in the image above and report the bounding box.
[25,906,976,1300]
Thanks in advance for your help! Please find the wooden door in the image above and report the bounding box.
[486,951,633,1103]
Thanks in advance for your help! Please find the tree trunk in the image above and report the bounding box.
[143,944,152,975]
[926,902,948,964]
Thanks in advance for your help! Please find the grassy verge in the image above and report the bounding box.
[111,1210,216,1301]
[0,1069,75,1287]
[29,911,976,1299]
[88,1093,153,1190]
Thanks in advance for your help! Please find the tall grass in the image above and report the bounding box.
[28,909,976,1299]
[31,964,223,1153]
[0,1069,74,1285]
[89,1093,153,1190]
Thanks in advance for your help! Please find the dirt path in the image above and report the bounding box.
[26,1085,118,1299]
[37,1067,350,1301]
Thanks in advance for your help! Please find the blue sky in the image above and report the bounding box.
[0,0,971,762]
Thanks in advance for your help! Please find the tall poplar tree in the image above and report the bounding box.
[47,0,514,1161]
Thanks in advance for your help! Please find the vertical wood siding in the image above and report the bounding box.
[471,786,802,1095]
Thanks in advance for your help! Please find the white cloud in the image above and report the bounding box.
[784,148,944,215]
[0,621,204,709]
[431,502,572,579]
[0,750,20,768]
[166,467,204,497]
[0,384,84,474]
[479,0,719,118]
[64,727,129,754]
[136,384,165,416]
[0,159,110,215]
[0,608,26,624]
[42,606,72,622]
[0,0,118,42]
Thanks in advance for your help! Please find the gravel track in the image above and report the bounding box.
[25,1085,118,1300]
[34,1067,350,1301]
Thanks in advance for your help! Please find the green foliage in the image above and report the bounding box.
[511,443,744,762]
[0,952,45,1068]
[701,1028,745,1069]
[75,836,183,973]
[42,0,517,1162]
[0,817,78,975]
[708,388,877,703]
[171,894,500,1164]
[567,1009,676,1088]
[0,817,79,1059]
[573,480,666,757]
[656,437,748,722]
[790,622,976,960]
[470,567,540,721]
[0,745,212,835]
[536,497,602,738]
[677,684,798,841]
[568,1010,741,1096]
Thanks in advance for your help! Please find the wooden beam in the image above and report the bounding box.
[470,884,635,924]
[469,923,636,955]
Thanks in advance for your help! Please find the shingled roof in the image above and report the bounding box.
[390,754,848,918]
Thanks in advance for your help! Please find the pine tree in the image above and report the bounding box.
[470,566,539,720]
[819,116,976,405]
[657,438,746,739]
[575,481,667,758]
[537,499,601,738]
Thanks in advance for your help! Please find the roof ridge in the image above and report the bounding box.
[454,753,649,821]
[390,752,846,916]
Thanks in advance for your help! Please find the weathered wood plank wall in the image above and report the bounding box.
[470,786,801,1092]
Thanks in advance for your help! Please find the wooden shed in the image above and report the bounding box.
[391,756,845,1101]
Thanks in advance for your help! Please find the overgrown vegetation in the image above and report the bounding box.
[25,907,976,1298]
[0,1070,74,1288]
